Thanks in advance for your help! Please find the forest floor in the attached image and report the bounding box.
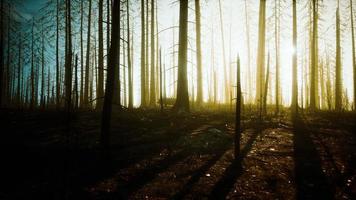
[0,107,356,200]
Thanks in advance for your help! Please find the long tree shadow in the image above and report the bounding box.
[111,122,232,199]
[292,114,334,200]
[208,124,264,199]
[171,148,230,200]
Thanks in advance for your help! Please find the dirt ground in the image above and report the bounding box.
[0,108,355,200]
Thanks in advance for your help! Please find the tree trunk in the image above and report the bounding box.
[274,0,280,114]
[195,0,203,106]
[64,0,72,111]
[41,29,45,108]
[218,0,229,104]
[6,3,10,105]
[159,48,163,111]
[80,0,84,107]
[149,0,156,106]
[112,1,121,109]
[140,0,146,107]
[155,0,159,102]
[30,20,35,110]
[351,0,356,110]
[97,0,104,109]
[263,52,270,115]
[127,0,133,109]
[173,0,189,112]
[310,0,318,111]
[17,32,21,105]
[335,4,342,111]
[56,0,60,109]
[123,28,127,107]
[320,59,326,109]
[47,67,50,107]
[244,0,252,104]
[0,0,3,107]
[101,0,120,154]
[107,0,110,69]
[84,0,92,108]
[256,0,266,109]
[235,54,241,158]
[291,0,298,114]
[74,55,78,109]
[145,0,149,103]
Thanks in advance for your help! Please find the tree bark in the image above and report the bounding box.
[80,0,84,107]
[56,0,60,109]
[64,0,72,111]
[159,48,163,111]
[195,0,203,106]
[173,0,189,112]
[30,20,35,110]
[0,0,4,107]
[256,0,266,110]
[351,0,356,110]
[291,0,298,114]
[127,0,133,109]
[41,29,45,108]
[218,0,229,104]
[263,52,270,115]
[235,54,241,158]
[335,3,342,111]
[101,0,120,154]
[84,0,92,108]
[274,0,280,114]
[97,0,104,109]
[17,31,21,105]
[149,0,156,106]
[310,0,318,111]
[140,0,146,107]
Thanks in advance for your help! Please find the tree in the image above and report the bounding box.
[218,0,229,104]
[159,48,163,111]
[140,0,146,107]
[351,0,356,110]
[64,0,72,110]
[80,0,84,107]
[291,0,298,114]
[263,52,270,115]
[274,0,281,114]
[173,0,189,112]
[195,0,203,106]
[145,0,149,103]
[74,55,78,109]
[97,0,104,109]
[84,0,92,107]
[127,0,133,109]
[244,0,252,104]
[41,28,45,108]
[112,3,121,109]
[235,54,241,158]
[0,0,4,107]
[149,0,156,107]
[101,0,120,153]
[17,31,22,105]
[310,0,318,111]
[56,0,60,109]
[30,20,35,109]
[256,0,266,110]
[335,1,342,111]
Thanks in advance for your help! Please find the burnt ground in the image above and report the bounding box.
[0,108,355,200]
